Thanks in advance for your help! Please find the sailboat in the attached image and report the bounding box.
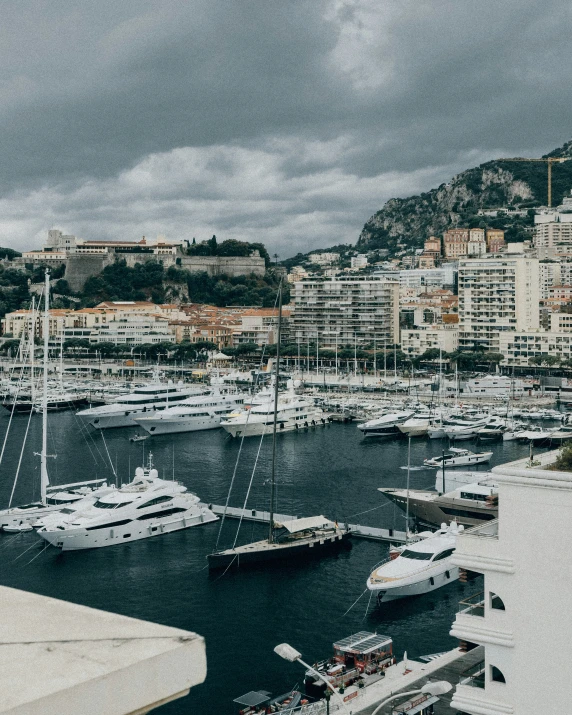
[207,285,349,570]
[0,271,107,532]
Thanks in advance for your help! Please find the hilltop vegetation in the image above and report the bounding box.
[357,139,572,253]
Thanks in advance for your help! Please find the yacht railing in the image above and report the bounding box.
[458,591,485,616]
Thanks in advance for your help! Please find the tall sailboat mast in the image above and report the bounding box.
[40,270,50,505]
[268,284,283,544]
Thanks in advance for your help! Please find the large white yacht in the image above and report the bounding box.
[76,381,207,429]
[366,522,462,602]
[220,391,324,438]
[134,390,248,435]
[37,455,218,550]
[357,411,415,437]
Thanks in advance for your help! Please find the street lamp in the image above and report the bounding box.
[274,643,350,714]
[370,680,452,715]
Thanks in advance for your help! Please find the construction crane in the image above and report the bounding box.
[499,156,570,207]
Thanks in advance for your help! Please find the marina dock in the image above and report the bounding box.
[209,505,408,543]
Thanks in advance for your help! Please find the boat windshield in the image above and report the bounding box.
[401,549,433,560]
[92,500,131,509]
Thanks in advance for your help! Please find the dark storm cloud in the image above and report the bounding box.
[1,0,571,255]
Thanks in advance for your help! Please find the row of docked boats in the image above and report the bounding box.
[357,403,572,444]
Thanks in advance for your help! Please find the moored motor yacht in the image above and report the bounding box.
[366,522,462,601]
[76,381,207,429]
[135,390,248,435]
[398,416,430,437]
[379,479,498,528]
[444,419,488,441]
[357,410,414,437]
[424,448,493,468]
[220,390,325,438]
[37,454,218,550]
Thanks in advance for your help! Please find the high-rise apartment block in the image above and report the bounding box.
[458,255,539,352]
[534,191,572,258]
[292,276,399,347]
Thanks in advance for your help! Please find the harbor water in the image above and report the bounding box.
[0,412,549,713]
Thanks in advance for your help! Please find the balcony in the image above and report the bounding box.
[451,591,513,647]
[452,520,515,575]
[460,659,485,688]
[459,591,485,617]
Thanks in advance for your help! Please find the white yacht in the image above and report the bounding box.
[443,418,489,441]
[37,455,218,550]
[424,448,493,468]
[398,416,431,437]
[134,390,248,435]
[220,392,324,438]
[366,522,462,602]
[357,411,415,437]
[76,381,207,429]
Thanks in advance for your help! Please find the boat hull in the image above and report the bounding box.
[222,415,328,438]
[38,506,218,551]
[372,565,460,602]
[208,532,350,569]
[136,414,225,435]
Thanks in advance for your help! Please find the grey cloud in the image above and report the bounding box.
[0,0,571,256]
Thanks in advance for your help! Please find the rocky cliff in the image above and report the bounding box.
[358,139,572,251]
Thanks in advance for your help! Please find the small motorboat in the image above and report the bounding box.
[233,689,302,714]
[424,448,493,468]
[129,434,149,443]
[3,522,34,533]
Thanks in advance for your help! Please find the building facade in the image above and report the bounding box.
[450,452,572,714]
[458,256,539,352]
[401,325,458,356]
[292,276,399,348]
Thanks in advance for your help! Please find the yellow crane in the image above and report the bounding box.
[499,156,570,207]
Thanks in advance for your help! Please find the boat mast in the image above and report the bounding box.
[268,283,283,544]
[40,270,50,505]
[405,435,411,544]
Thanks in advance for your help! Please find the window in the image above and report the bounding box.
[136,496,173,509]
[490,593,505,610]
[401,549,433,560]
[433,548,455,561]
[491,666,506,683]
[86,519,132,531]
[137,507,188,521]
[93,500,131,510]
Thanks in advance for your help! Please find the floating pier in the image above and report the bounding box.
[209,505,407,543]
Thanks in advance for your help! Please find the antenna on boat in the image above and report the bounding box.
[268,282,283,545]
[40,270,50,505]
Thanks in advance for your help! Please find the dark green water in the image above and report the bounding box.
[0,413,544,713]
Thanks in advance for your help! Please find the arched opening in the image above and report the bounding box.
[490,592,505,610]
[491,666,506,683]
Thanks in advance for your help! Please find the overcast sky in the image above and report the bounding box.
[1,0,571,258]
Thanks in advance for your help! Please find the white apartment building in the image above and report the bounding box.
[93,316,176,345]
[310,252,339,265]
[292,276,399,347]
[401,325,458,356]
[534,191,572,258]
[538,260,561,298]
[467,228,486,257]
[350,254,368,269]
[450,452,572,715]
[458,256,539,352]
[498,330,572,366]
[373,266,457,289]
